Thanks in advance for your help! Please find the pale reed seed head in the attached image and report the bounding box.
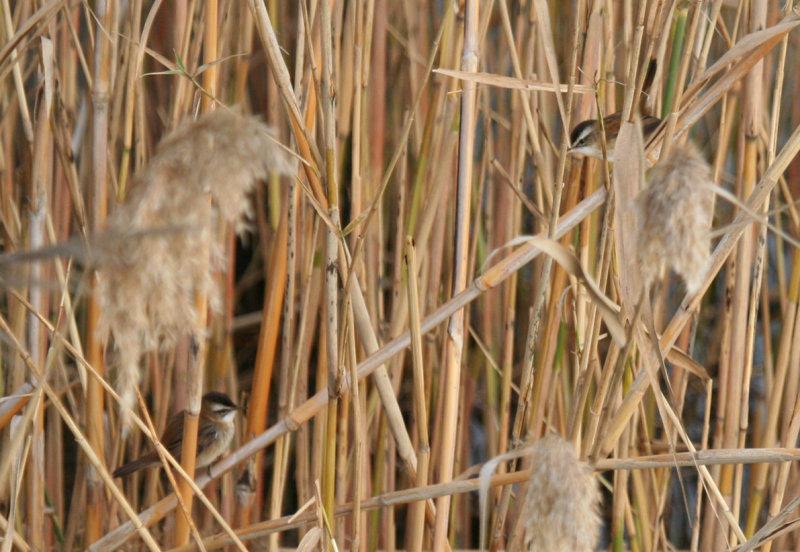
[96,110,294,423]
[523,435,601,552]
[635,142,714,295]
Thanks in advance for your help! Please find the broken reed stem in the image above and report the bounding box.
[405,237,430,552]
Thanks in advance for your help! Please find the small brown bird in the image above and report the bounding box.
[568,112,662,161]
[568,59,661,161]
[113,392,243,478]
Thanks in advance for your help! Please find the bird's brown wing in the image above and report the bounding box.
[196,419,220,456]
[160,411,187,459]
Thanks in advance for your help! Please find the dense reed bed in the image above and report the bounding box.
[3,1,800,550]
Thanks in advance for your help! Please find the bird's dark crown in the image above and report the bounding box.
[202,391,238,410]
[569,119,599,149]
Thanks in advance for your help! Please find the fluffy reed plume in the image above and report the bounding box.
[96,110,293,423]
[634,142,714,295]
[522,435,600,552]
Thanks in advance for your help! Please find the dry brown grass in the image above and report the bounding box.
[2,1,800,551]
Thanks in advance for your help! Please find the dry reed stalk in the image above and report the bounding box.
[25,38,55,551]
[1,434,30,552]
[0,0,32,143]
[727,3,768,547]
[266,203,298,546]
[267,3,297,540]
[85,0,115,543]
[749,256,800,534]
[319,0,342,540]
[172,1,221,545]
[241,2,324,526]
[489,3,529,479]
[168,1,194,127]
[345,305,365,551]
[117,0,144,201]
[269,193,316,545]
[96,109,292,424]
[432,0,478,545]
[163,444,800,551]
[405,237,430,552]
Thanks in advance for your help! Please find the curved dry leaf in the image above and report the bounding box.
[296,527,323,552]
[524,237,626,346]
[478,447,531,552]
[666,347,711,380]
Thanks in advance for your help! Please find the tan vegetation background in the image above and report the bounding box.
[3,0,800,550]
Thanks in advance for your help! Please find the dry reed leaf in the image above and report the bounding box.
[478,446,530,551]
[0,1,62,79]
[523,236,626,346]
[522,435,600,552]
[531,0,568,133]
[666,346,711,380]
[635,142,713,295]
[96,109,294,423]
[433,68,594,94]
[295,527,322,552]
[650,11,800,152]
[683,11,800,104]
[612,120,646,317]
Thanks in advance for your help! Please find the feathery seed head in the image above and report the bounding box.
[634,142,714,295]
[523,435,601,552]
[96,110,294,424]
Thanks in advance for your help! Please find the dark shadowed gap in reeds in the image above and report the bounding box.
[3,1,800,551]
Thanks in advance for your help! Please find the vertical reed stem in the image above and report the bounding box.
[86,0,114,544]
[432,0,478,547]
[174,0,219,545]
